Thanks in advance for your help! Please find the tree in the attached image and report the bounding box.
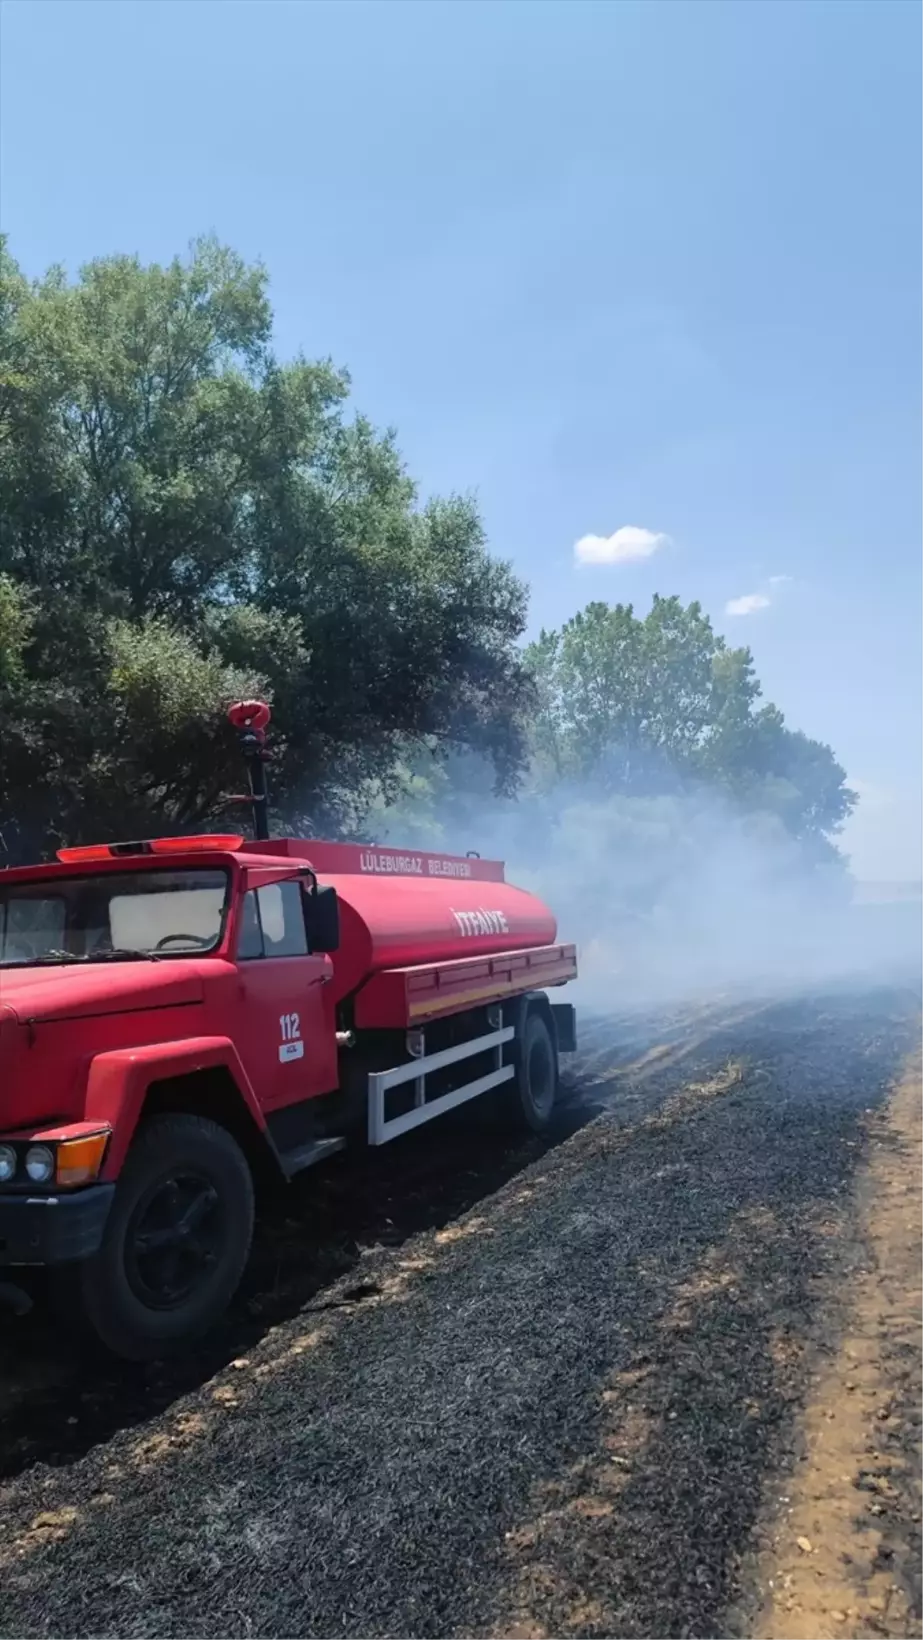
[523,595,856,844]
[0,232,856,881]
[0,237,533,858]
[525,596,753,787]
[0,575,30,685]
[716,706,856,844]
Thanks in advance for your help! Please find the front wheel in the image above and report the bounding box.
[80,1114,255,1361]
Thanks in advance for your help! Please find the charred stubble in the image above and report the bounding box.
[0,987,918,1639]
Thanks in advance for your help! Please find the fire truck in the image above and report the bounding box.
[0,705,577,1359]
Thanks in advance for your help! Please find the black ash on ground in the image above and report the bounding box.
[0,987,918,1639]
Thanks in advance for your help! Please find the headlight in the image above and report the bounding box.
[25,1145,55,1184]
[0,1145,16,1183]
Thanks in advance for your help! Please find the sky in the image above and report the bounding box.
[1,0,920,879]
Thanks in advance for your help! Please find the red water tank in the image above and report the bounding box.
[245,839,557,1003]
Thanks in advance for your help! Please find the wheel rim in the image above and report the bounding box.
[124,1171,224,1311]
[528,1036,555,1118]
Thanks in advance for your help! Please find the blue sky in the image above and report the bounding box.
[2,0,920,877]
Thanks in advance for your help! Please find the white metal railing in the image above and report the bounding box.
[367,1024,515,1145]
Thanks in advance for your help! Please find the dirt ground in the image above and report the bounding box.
[0,984,919,1638]
[741,1051,922,1640]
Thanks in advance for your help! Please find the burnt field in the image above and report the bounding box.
[0,985,920,1639]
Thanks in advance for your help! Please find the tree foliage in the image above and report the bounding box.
[0,232,854,875]
[524,596,855,844]
[369,596,855,891]
[0,236,533,859]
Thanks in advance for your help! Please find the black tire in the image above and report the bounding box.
[80,1114,255,1362]
[504,1008,559,1134]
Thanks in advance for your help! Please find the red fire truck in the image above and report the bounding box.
[0,706,577,1359]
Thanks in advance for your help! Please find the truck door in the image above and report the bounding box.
[234,880,339,1109]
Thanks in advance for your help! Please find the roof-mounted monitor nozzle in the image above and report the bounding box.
[227,701,272,842]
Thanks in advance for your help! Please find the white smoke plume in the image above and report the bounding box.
[371,772,921,1014]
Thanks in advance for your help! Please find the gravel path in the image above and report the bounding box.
[0,986,918,1638]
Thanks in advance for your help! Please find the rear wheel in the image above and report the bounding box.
[80,1114,254,1361]
[503,1008,559,1134]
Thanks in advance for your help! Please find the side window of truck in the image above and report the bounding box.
[237,883,309,960]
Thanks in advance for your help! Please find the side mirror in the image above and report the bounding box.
[303,883,340,954]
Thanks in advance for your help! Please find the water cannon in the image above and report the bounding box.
[227,700,272,842]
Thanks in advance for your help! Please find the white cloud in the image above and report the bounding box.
[574,525,671,566]
[725,592,771,616]
[768,574,792,586]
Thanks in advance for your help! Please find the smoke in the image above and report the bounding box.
[521,792,920,1012]
[372,770,921,1013]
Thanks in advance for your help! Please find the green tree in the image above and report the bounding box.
[523,595,855,843]
[0,575,31,685]
[525,597,749,785]
[370,594,855,880]
[0,237,532,858]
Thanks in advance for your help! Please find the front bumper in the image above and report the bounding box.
[0,1184,115,1266]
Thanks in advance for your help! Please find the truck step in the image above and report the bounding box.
[279,1136,347,1179]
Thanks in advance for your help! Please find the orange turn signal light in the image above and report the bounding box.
[56,1131,110,1187]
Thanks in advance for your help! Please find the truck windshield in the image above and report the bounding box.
[0,869,229,966]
